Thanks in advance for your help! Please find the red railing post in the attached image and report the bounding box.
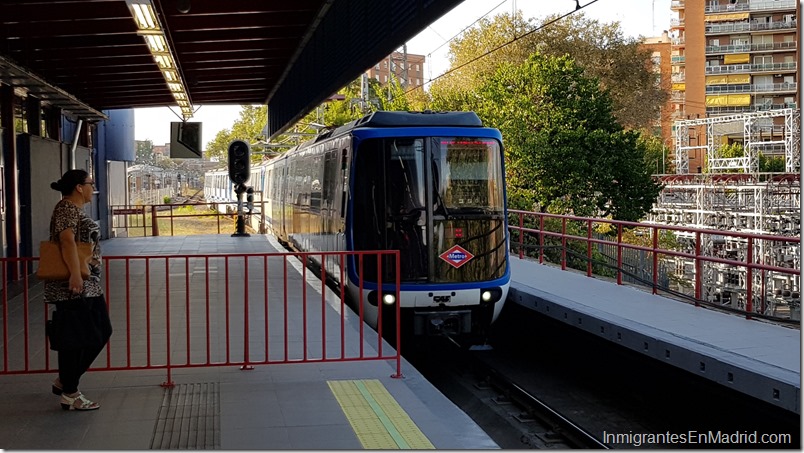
[746,238,754,319]
[652,226,659,295]
[2,261,7,372]
[694,231,702,307]
[392,250,403,379]
[586,220,593,277]
[561,217,567,270]
[539,215,545,263]
[302,254,308,362]
[320,253,327,363]
[162,257,174,388]
[241,256,253,370]
[616,224,623,285]
[518,212,524,259]
[151,205,159,237]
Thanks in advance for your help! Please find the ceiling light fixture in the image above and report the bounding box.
[125,0,194,119]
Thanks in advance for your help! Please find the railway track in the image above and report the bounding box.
[474,358,610,449]
[406,334,614,449]
[409,302,800,449]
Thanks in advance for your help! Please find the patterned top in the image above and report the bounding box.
[43,199,103,302]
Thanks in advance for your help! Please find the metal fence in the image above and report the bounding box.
[509,210,800,323]
[0,250,402,385]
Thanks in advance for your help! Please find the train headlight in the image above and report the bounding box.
[382,293,396,305]
[480,287,503,304]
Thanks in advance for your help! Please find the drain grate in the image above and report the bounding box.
[151,382,220,449]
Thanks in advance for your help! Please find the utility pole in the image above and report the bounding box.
[402,44,408,89]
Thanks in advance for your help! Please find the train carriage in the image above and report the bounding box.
[207,111,510,339]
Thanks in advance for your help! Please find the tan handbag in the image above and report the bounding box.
[36,241,93,280]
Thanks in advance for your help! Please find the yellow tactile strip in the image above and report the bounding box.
[327,379,435,449]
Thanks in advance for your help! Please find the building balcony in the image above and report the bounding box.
[672,37,686,47]
[705,20,796,34]
[705,44,751,54]
[708,103,797,114]
[670,0,684,10]
[704,2,749,13]
[750,20,797,32]
[705,61,797,74]
[705,41,796,55]
[672,73,686,83]
[705,82,797,94]
[671,55,686,64]
[750,0,796,12]
[670,18,685,28]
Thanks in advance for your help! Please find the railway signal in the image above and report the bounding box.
[227,140,250,185]
[228,140,251,237]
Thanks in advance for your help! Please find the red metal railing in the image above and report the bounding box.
[509,210,800,322]
[0,250,401,385]
[110,202,267,237]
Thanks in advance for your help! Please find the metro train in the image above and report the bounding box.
[204,111,510,339]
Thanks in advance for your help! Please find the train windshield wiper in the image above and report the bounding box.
[445,207,503,219]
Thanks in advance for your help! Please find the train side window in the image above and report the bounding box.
[340,148,348,218]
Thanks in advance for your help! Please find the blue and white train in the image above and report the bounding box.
[205,111,510,338]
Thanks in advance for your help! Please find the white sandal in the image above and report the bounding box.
[60,392,100,411]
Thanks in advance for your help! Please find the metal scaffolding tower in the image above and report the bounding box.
[652,109,801,320]
[673,108,800,174]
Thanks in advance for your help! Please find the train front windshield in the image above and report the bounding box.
[352,136,507,283]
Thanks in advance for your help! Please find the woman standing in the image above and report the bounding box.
[44,169,112,411]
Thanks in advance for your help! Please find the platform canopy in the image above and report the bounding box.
[0,0,464,137]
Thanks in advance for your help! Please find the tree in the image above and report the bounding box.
[639,133,673,175]
[429,11,666,130]
[468,53,661,221]
[205,105,268,161]
[135,139,155,165]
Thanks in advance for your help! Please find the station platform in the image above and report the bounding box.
[508,257,801,414]
[0,235,498,450]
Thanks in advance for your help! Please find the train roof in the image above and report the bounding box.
[317,110,484,143]
[269,111,488,162]
[350,110,482,128]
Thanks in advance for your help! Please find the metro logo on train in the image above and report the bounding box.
[439,245,474,269]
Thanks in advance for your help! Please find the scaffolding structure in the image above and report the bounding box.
[649,109,800,320]
[673,108,800,174]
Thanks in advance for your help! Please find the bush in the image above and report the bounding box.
[163,196,172,204]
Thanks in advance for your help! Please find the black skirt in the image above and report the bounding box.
[47,295,113,351]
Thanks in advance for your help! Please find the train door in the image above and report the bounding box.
[352,137,428,282]
[279,162,288,239]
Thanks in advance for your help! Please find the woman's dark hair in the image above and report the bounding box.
[50,169,89,196]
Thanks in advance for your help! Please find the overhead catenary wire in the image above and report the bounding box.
[405,0,601,96]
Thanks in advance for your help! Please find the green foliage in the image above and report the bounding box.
[466,53,660,221]
[163,196,171,204]
[430,11,666,130]
[639,133,673,175]
[205,105,268,161]
[759,153,786,173]
[712,143,786,173]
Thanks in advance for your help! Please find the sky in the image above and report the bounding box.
[134,0,673,147]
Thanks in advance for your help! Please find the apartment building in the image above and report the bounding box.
[642,32,674,153]
[670,0,799,171]
[365,51,426,88]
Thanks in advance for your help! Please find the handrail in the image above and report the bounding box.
[0,250,403,382]
[508,210,800,324]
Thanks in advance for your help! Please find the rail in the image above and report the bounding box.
[508,210,800,323]
[0,250,402,385]
[111,202,266,237]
